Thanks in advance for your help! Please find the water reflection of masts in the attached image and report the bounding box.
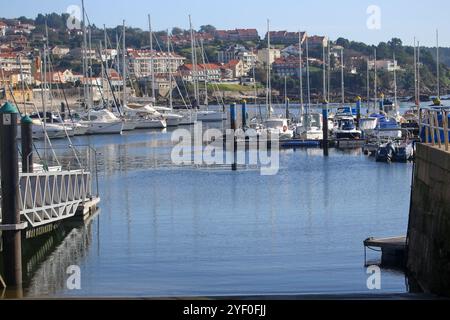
[25,218,96,297]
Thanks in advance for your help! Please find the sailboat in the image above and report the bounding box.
[332,48,361,140]
[189,15,225,123]
[123,103,167,129]
[80,6,123,135]
[261,20,294,140]
[295,35,324,141]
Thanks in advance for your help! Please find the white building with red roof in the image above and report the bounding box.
[178,63,221,82]
[127,49,186,79]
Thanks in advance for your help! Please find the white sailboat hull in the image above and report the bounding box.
[83,121,124,135]
[196,111,226,122]
[122,121,137,131]
[179,111,197,125]
[135,119,167,129]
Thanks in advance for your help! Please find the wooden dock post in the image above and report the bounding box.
[356,96,362,129]
[0,102,24,288]
[379,93,385,113]
[322,101,329,156]
[241,100,247,129]
[285,98,290,120]
[230,103,237,171]
[21,115,33,173]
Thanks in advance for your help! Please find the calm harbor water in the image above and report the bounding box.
[20,118,413,298]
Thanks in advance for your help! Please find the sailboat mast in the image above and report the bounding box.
[393,52,398,113]
[327,40,331,103]
[305,34,311,115]
[413,38,418,107]
[88,26,93,107]
[417,41,421,108]
[122,20,127,107]
[189,15,199,105]
[81,0,88,109]
[374,49,378,110]
[267,19,272,117]
[104,25,110,107]
[148,14,156,103]
[200,39,208,106]
[340,48,344,105]
[167,30,173,109]
[367,58,370,112]
[322,41,326,102]
[299,31,304,115]
[436,29,440,100]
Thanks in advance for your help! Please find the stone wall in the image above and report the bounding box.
[407,143,450,296]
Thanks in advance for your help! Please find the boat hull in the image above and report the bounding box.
[135,119,167,129]
[84,121,124,135]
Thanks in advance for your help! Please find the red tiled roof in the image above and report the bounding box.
[181,63,220,71]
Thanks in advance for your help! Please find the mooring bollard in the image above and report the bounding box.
[356,97,362,129]
[242,100,247,129]
[21,115,33,174]
[0,102,24,288]
[230,103,237,171]
[322,101,329,157]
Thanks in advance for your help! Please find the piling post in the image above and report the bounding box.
[379,93,385,113]
[0,102,23,288]
[285,98,290,120]
[60,102,66,120]
[230,103,237,171]
[322,100,329,156]
[241,100,247,129]
[21,115,33,174]
[356,96,362,129]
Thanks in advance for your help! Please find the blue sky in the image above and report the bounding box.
[1,0,449,46]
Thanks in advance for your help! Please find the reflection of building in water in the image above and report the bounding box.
[24,218,95,297]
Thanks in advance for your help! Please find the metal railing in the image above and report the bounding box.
[1,145,99,226]
[18,170,92,228]
[419,108,450,151]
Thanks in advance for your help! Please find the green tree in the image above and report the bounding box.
[199,25,216,34]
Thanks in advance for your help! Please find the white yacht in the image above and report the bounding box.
[264,118,294,140]
[81,109,124,135]
[333,116,362,140]
[65,120,89,136]
[196,109,227,122]
[178,109,198,125]
[123,104,167,129]
[295,113,324,140]
[152,106,183,127]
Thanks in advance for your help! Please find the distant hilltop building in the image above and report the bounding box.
[214,29,260,42]
[127,49,186,79]
[257,48,281,65]
[161,32,214,46]
[273,56,303,78]
[265,31,306,45]
[0,21,7,37]
[368,59,400,72]
[178,63,222,82]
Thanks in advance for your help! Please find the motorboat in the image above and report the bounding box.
[370,113,403,139]
[196,109,227,122]
[122,104,167,129]
[333,116,362,140]
[294,113,324,140]
[263,118,294,140]
[152,106,183,127]
[80,109,124,135]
